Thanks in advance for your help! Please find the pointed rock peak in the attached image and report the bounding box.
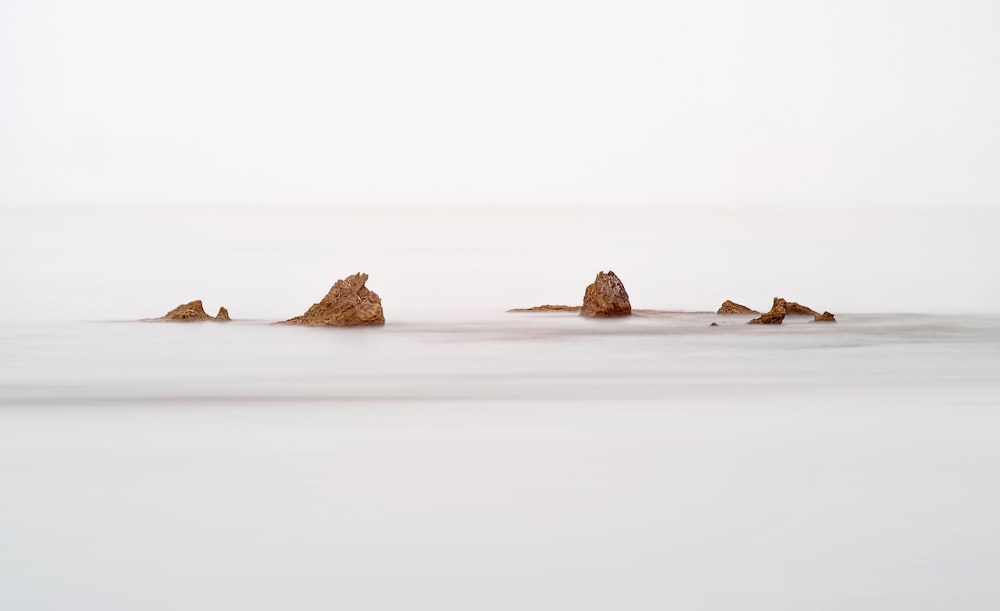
[215,307,230,321]
[581,270,632,318]
[160,300,212,321]
[284,272,385,327]
[335,272,368,290]
[717,300,758,315]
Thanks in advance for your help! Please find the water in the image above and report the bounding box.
[2,312,998,610]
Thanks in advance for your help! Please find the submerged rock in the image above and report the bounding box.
[283,272,385,327]
[580,271,632,318]
[813,311,837,322]
[508,304,582,313]
[748,297,787,325]
[158,300,229,322]
[215,307,231,321]
[710,322,719,327]
[717,300,759,315]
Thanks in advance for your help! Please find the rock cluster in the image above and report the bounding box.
[159,300,230,322]
[283,272,385,327]
[748,298,788,325]
[148,274,840,330]
[717,300,758,315]
[580,271,632,318]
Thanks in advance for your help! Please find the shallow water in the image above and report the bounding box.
[1,313,999,610]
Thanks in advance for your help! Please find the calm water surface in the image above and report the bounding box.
[1,312,998,610]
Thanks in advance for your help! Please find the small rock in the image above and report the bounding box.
[215,307,231,321]
[158,300,223,322]
[580,271,632,318]
[710,322,719,327]
[813,311,837,322]
[717,300,758,314]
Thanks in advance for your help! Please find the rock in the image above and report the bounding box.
[813,311,837,322]
[508,305,582,312]
[158,300,227,322]
[283,272,385,327]
[710,322,719,327]
[785,301,819,316]
[215,307,231,321]
[717,300,758,314]
[748,297,787,325]
[580,271,632,318]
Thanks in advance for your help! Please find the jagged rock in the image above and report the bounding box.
[717,300,759,314]
[508,304,582,312]
[215,307,230,321]
[785,301,819,316]
[580,271,632,318]
[813,311,837,322]
[284,272,385,327]
[158,300,229,322]
[748,297,787,325]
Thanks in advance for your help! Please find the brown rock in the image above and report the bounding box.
[580,271,632,318]
[813,311,837,322]
[710,322,719,327]
[748,297,787,325]
[155,300,231,322]
[160,300,213,321]
[785,301,819,316]
[283,272,385,327]
[508,305,582,312]
[717,300,759,315]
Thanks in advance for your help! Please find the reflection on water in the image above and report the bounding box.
[1,313,999,610]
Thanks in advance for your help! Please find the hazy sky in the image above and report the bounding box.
[2,0,998,208]
[2,1,999,316]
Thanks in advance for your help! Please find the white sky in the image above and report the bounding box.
[2,0,998,208]
[2,1,998,316]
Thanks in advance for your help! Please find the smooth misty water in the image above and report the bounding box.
[1,312,999,610]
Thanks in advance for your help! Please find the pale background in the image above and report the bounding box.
[2,5,1000,610]
[1,0,998,318]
